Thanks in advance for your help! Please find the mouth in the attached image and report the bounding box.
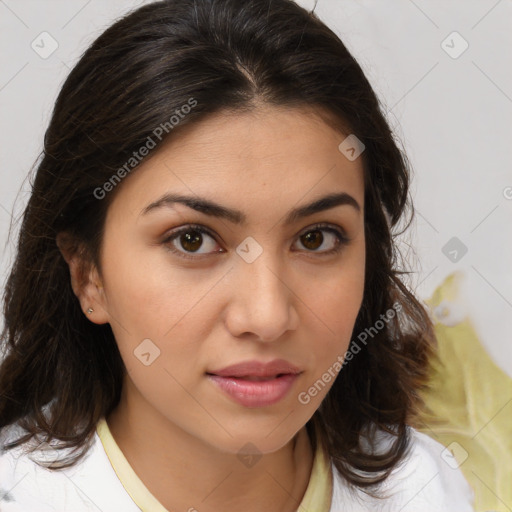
[207,373,289,381]
[207,358,302,379]
[206,371,301,408]
[205,358,302,407]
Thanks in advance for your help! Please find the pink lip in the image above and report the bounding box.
[208,359,301,378]
[207,374,300,407]
[207,359,302,408]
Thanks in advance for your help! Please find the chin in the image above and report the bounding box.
[204,421,304,456]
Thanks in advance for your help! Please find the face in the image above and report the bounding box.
[81,105,365,455]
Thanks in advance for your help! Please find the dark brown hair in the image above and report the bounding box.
[0,0,435,492]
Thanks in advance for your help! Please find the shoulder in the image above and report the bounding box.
[0,420,138,511]
[330,426,475,512]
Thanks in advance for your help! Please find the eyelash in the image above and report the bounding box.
[161,222,350,260]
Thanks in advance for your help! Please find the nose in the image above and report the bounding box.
[224,255,299,342]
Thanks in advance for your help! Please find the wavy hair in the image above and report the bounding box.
[0,0,435,492]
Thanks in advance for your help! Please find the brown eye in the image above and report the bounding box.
[301,230,323,250]
[294,224,349,255]
[180,230,203,252]
[163,225,223,259]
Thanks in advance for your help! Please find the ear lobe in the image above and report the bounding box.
[56,232,109,325]
[81,266,110,325]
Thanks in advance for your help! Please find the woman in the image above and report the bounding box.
[0,0,474,510]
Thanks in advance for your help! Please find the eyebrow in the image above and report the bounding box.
[140,191,361,225]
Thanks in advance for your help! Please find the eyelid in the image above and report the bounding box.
[296,222,349,241]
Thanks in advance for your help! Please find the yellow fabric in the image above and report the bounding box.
[299,426,333,512]
[96,418,333,512]
[416,271,512,512]
[96,418,168,511]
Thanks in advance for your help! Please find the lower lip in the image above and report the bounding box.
[207,373,300,408]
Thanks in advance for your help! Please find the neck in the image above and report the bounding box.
[106,378,314,512]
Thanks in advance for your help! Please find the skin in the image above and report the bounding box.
[59,105,366,512]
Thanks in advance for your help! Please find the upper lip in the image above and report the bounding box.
[207,359,302,378]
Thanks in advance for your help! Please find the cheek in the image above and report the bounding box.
[100,238,205,335]
[99,241,224,387]
[295,282,364,409]
[314,286,362,364]
[304,255,365,375]
[309,244,365,329]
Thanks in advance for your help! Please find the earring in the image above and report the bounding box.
[87,308,94,314]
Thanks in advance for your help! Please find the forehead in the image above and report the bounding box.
[108,105,365,218]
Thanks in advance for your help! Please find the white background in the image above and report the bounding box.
[0,0,511,376]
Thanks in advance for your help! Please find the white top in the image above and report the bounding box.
[0,418,474,511]
[330,428,475,511]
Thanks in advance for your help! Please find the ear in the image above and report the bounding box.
[56,232,109,325]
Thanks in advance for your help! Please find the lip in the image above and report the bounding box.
[208,359,301,378]
[206,359,302,408]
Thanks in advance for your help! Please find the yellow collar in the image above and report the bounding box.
[97,418,332,512]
